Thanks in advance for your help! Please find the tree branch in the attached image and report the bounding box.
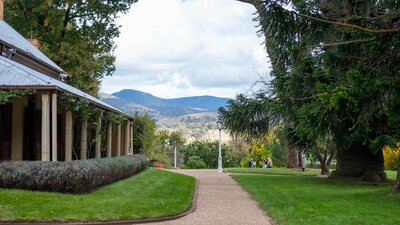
[235,0,255,4]
[296,12,400,33]
[60,3,73,42]
[69,12,102,20]
[305,38,376,49]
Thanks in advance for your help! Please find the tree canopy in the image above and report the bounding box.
[228,0,400,185]
[5,0,136,96]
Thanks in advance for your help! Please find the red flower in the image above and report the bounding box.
[154,162,165,168]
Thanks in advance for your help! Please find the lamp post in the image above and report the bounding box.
[174,145,177,168]
[216,120,223,174]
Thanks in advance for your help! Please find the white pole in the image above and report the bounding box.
[218,128,223,173]
[174,146,177,168]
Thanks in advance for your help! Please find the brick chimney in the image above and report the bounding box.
[0,0,4,20]
[28,39,40,49]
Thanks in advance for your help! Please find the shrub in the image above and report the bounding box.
[0,155,148,194]
[185,156,207,169]
[180,140,241,168]
[240,141,271,168]
[147,152,172,168]
[153,162,165,168]
[383,145,400,171]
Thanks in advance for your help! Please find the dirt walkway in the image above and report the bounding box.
[137,169,273,225]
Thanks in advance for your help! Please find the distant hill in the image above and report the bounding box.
[100,89,230,119]
[157,112,218,128]
[112,89,165,107]
[112,89,229,111]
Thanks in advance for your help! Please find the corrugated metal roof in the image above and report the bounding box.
[0,56,132,118]
[0,20,65,73]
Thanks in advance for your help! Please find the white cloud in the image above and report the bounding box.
[101,0,270,98]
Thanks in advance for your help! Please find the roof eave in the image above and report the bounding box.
[0,85,133,119]
[0,40,68,76]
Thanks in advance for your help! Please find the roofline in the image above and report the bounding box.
[0,85,133,119]
[0,40,68,76]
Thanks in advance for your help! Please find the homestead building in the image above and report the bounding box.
[0,1,134,161]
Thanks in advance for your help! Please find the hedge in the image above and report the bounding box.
[0,154,148,194]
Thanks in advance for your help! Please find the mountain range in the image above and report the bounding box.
[100,89,230,120]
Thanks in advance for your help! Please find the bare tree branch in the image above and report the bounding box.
[305,38,376,49]
[297,12,400,33]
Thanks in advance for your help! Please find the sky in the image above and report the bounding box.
[100,0,270,99]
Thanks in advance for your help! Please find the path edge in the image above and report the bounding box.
[227,172,277,225]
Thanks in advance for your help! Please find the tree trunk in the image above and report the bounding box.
[320,162,330,175]
[315,145,332,175]
[318,152,330,175]
[322,150,335,175]
[286,144,299,168]
[394,157,400,192]
[334,142,386,182]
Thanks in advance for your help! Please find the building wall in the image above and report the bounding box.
[11,96,27,160]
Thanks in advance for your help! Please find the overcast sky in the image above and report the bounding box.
[100,0,270,99]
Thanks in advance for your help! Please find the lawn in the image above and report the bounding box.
[225,167,322,176]
[232,170,400,225]
[0,168,196,222]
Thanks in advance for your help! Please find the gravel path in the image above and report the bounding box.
[137,169,273,225]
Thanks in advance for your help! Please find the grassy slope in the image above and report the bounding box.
[0,169,195,222]
[232,170,400,225]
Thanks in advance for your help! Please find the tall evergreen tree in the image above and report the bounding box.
[236,0,400,185]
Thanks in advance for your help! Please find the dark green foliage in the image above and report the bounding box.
[269,141,287,167]
[0,90,36,105]
[257,0,400,180]
[5,0,137,96]
[184,156,207,169]
[235,0,400,182]
[180,140,241,168]
[58,92,91,115]
[218,93,272,140]
[154,130,185,167]
[0,155,148,194]
[132,113,156,154]
[104,111,125,126]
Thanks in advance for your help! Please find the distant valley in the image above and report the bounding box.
[100,89,230,120]
[100,89,231,141]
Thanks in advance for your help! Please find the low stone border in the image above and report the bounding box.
[0,180,199,225]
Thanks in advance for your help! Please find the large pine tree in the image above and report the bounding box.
[234,0,400,186]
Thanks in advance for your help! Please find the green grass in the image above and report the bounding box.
[226,168,398,180]
[232,171,400,225]
[0,168,196,222]
[225,167,322,176]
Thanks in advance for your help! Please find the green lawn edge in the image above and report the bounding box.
[231,170,400,225]
[225,167,398,180]
[0,168,196,222]
[224,167,322,176]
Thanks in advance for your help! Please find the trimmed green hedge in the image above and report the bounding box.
[0,155,148,194]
